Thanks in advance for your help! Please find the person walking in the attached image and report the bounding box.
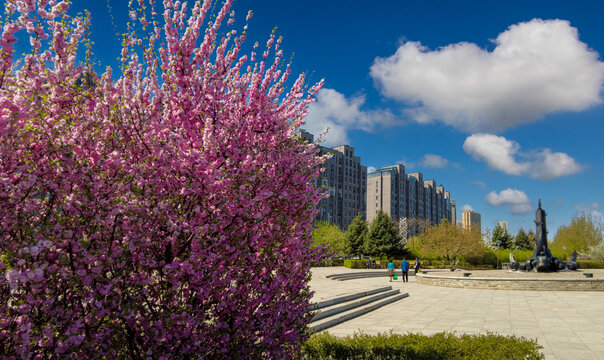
[414,258,421,274]
[387,259,395,282]
[401,258,409,282]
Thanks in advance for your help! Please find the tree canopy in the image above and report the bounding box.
[552,213,603,257]
[365,211,403,259]
[420,219,484,263]
[491,224,512,249]
[0,1,325,357]
[512,228,535,251]
[312,221,346,256]
[345,215,368,259]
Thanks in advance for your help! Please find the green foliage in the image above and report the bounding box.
[343,259,417,269]
[491,224,512,249]
[313,222,346,256]
[577,260,604,269]
[303,331,544,360]
[343,259,368,269]
[419,219,484,264]
[364,211,403,259]
[512,228,535,251]
[463,250,498,268]
[587,242,604,261]
[552,213,603,256]
[345,215,368,259]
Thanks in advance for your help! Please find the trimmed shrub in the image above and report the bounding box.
[302,331,544,360]
[577,260,604,269]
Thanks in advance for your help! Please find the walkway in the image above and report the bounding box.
[309,267,604,360]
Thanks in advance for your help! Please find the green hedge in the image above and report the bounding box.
[577,260,604,269]
[303,331,544,360]
[344,259,418,269]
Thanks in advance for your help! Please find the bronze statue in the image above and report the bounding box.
[510,200,579,272]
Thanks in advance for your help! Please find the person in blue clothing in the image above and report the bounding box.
[387,259,395,282]
[400,258,410,282]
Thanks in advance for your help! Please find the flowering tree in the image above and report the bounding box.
[0,0,325,358]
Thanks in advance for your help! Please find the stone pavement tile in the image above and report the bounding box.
[554,349,598,360]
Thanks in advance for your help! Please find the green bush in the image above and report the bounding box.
[343,259,368,269]
[302,331,544,360]
[577,260,604,269]
[343,259,418,269]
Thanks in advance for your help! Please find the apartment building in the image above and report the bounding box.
[299,130,367,230]
[462,210,482,232]
[366,164,454,227]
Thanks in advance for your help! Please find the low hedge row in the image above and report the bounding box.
[344,259,417,269]
[577,260,604,269]
[302,331,544,360]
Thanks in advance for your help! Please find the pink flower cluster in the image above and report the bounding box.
[0,0,326,358]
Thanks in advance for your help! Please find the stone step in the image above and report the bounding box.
[311,289,402,322]
[311,286,393,310]
[309,292,409,333]
[328,271,416,281]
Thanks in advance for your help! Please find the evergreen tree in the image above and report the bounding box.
[345,215,368,259]
[491,224,512,249]
[512,228,534,250]
[365,211,403,259]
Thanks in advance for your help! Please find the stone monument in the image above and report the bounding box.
[510,200,579,272]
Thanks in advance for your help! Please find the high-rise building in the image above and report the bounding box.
[366,164,454,227]
[462,210,481,232]
[498,221,508,233]
[451,200,457,225]
[299,130,367,230]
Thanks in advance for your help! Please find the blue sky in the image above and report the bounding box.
[66,0,604,236]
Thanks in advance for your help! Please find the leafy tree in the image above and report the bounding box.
[345,215,368,259]
[491,224,512,249]
[512,228,534,251]
[587,242,604,261]
[552,213,603,257]
[313,221,346,256]
[527,230,537,249]
[365,211,403,259]
[0,1,325,358]
[420,219,484,264]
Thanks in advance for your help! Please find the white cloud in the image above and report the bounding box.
[462,204,474,211]
[463,134,584,179]
[574,202,604,222]
[367,166,377,174]
[304,88,396,147]
[370,19,604,132]
[486,188,533,214]
[471,181,486,189]
[396,159,415,169]
[421,154,449,168]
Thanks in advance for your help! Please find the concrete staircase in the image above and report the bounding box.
[326,271,415,281]
[309,286,408,333]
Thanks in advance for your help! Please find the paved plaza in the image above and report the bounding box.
[309,267,604,360]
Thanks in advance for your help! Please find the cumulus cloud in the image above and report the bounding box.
[420,154,449,168]
[304,88,396,147]
[367,166,377,174]
[486,188,533,214]
[462,204,474,211]
[463,134,584,179]
[370,19,604,132]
